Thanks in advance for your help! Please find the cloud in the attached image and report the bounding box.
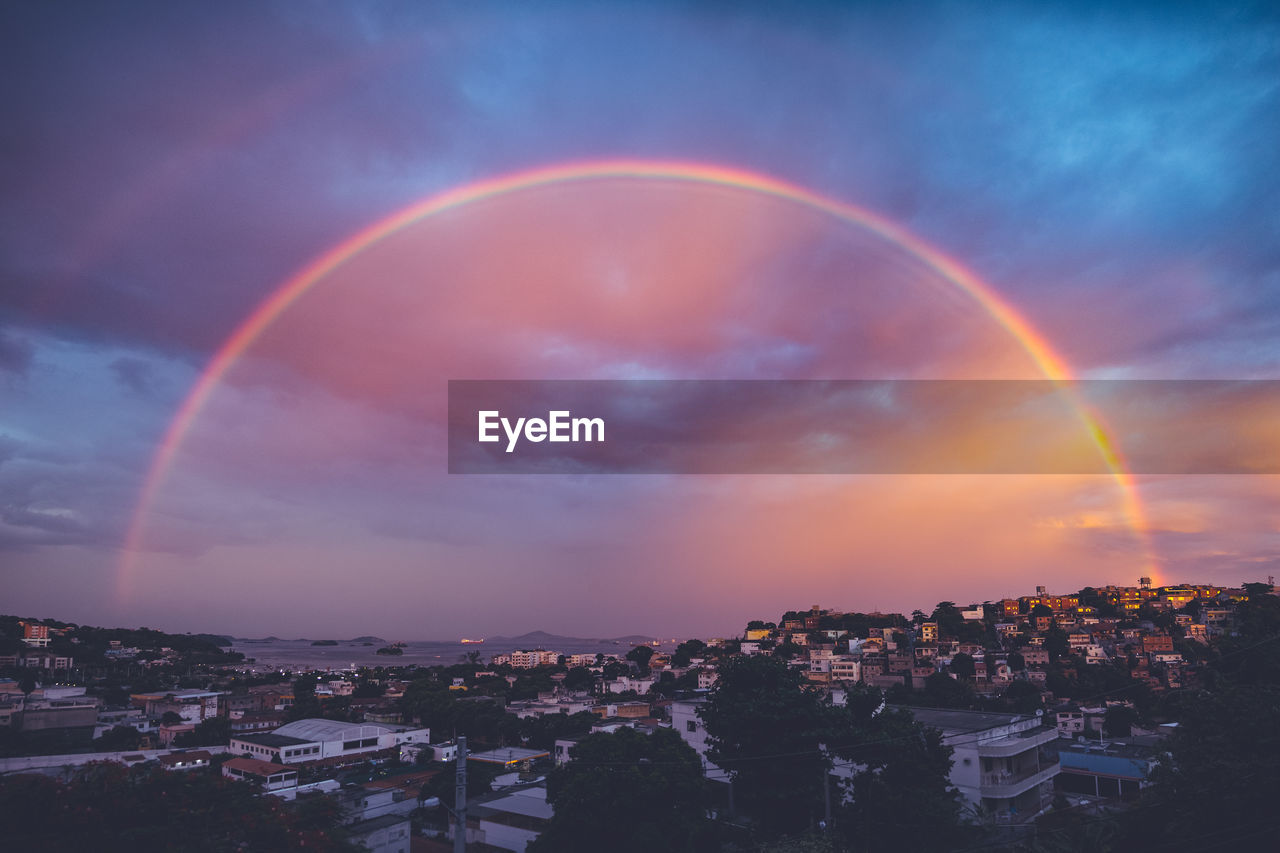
[0,331,33,375]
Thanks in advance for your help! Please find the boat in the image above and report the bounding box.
[460,638,485,644]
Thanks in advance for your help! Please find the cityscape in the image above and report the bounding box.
[5,2,1279,851]
[3,576,1278,851]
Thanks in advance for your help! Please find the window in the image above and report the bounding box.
[686,721,697,733]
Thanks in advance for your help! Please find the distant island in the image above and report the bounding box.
[486,630,659,646]
[375,645,404,656]
[310,640,339,646]
[351,636,387,644]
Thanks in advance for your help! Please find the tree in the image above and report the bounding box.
[175,716,231,747]
[1007,651,1026,672]
[1117,685,1280,851]
[95,725,142,751]
[625,645,654,672]
[1044,626,1070,661]
[1002,679,1043,714]
[829,702,968,853]
[699,654,831,839]
[562,666,595,692]
[160,711,184,726]
[1102,705,1136,738]
[531,727,707,853]
[931,602,964,638]
[949,652,976,680]
[0,761,357,850]
[672,639,707,668]
[286,675,322,721]
[919,672,973,709]
[519,711,597,750]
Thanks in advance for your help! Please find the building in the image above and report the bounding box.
[156,750,212,771]
[505,649,561,669]
[463,785,553,852]
[230,710,285,735]
[399,739,462,765]
[229,718,429,765]
[903,708,1059,823]
[9,695,100,745]
[346,814,411,853]
[553,735,581,766]
[131,690,222,724]
[671,698,721,776]
[21,622,51,647]
[222,757,299,791]
[158,723,196,746]
[604,675,653,694]
[1056,741,1154,800]
[467,746,549,770]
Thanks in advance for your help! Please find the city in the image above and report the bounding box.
[5,2,1278,852]
[3,577,1277,851]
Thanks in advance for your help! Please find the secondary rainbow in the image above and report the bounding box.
[118,159,1159,599]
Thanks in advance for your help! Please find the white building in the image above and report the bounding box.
[506,650,561,669]
[465,785,553,852]
[830,657,861,683]
[131,689,222,724]
[603,675,653,695]
[904,707,1059,823]
[671,698,721,776]
[230,718,429,765]
[401,741,457,763]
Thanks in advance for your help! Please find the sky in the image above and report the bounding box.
[2,1,1278,640]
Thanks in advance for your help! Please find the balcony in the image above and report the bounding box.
[976,725,1058,758]
[979,764,1059,799]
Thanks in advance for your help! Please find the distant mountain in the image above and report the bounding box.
[350,636,387,644]
[486,630,658,647]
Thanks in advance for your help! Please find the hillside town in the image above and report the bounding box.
[2,577,1278,852]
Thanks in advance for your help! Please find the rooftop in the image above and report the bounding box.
[468,747,550,765]
[224,757,295,776]
[894,706,1040,735]
[346,814,411,835]
[231,732,312,748]
[273,718,397,741]
[157,750,212,767]
[473,786,553,821]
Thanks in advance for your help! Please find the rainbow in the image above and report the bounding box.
[118,159,1159,598]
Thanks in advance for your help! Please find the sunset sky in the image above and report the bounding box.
[3,2,1278,640]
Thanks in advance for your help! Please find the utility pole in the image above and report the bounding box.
[454,736,467,853]
[823,765,832,829]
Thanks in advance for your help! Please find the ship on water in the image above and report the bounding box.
[460,638,485,644]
